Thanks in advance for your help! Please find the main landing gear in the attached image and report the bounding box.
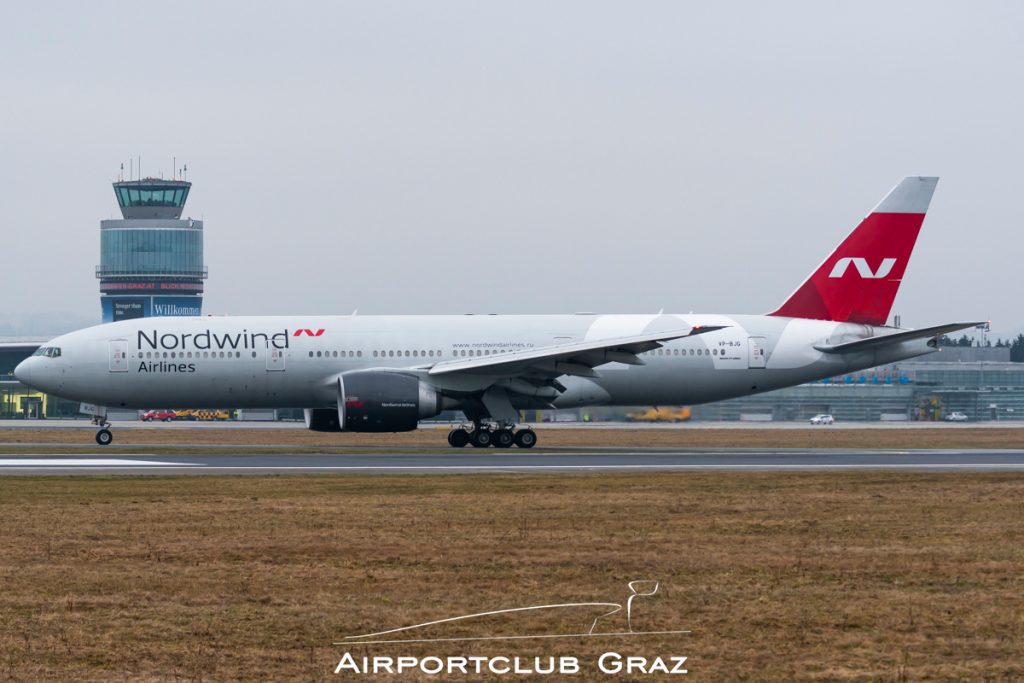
[92,416,113,446]
[447,423,537,449]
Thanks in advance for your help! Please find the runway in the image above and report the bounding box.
[2,448,1024,474]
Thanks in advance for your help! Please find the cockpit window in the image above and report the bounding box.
[51,347,61,358]
[32,347,47,356]
[31,346,61,358]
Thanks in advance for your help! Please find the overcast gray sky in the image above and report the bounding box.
[2,2,1021,336]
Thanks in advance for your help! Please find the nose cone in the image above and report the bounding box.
[14,358,32,387]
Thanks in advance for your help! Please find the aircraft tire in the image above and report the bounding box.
[448,429,470,448]
[493,430,515,448]
[96,429,113,446]
[470,429,492,448]
[514,429,537,449]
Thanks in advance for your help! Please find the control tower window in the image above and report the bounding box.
[114,185,191,208]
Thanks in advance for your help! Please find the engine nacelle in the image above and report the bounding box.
[340,371,444,432]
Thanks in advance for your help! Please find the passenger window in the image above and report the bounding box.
[357,351,362,357]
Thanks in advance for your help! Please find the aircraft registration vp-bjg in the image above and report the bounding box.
[16,177,979,447]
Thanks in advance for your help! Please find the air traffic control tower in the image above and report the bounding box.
[97,178,207,322]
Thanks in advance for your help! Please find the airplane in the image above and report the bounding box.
[15,176,980,448]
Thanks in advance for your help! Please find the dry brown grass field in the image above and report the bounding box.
[1,472,1023,681]
[1,425,1022,450]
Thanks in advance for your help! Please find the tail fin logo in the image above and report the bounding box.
[828,257,897,279]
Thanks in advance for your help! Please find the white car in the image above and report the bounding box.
[809,414,835,425]
[944,411,968,422]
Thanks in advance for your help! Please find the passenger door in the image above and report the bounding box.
[266,342,286,371]
[109,340,129,372]
[748,337,767,369]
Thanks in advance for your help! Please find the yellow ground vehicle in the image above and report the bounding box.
[626,406,692,422]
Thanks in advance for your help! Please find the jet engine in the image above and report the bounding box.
[306,371,449,433]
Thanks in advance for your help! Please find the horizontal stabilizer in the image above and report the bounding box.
[814,322,985,354]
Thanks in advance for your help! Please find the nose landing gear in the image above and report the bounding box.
[447,422,537,449]
[92,416,113,446]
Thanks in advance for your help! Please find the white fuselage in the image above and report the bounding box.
[16,313,933,412]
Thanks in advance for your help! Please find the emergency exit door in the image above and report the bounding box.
[109,340,129,372]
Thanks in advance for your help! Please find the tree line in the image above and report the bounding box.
[936,333,1024,362]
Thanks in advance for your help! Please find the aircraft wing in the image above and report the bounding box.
[814,321,985,354]
[428,326,726,380]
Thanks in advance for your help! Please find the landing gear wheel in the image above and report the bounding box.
[96,429,113,446]
[493,430,515,449]
[470,429,492,448]
[448,428,470,448]
[514,429,537,449]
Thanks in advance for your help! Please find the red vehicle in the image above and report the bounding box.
[141,409,177,422]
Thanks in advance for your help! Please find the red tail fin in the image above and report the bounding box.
[769,176,938,326]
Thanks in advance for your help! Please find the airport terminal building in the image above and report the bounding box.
[687,347,1024,423]
[98,178,206,322]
